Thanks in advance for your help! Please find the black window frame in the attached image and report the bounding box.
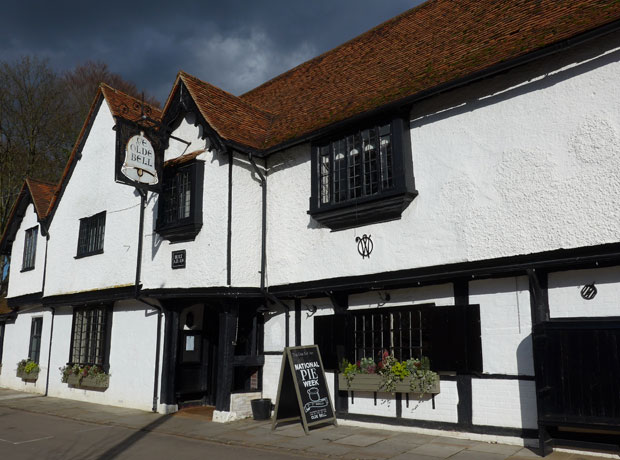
[21,226,38,272]
[315,304,482,373]
[28,317,43,364]
[69,305,112,370]
[76,211,106,258]
[309,117,417,230]
[156,160,204,242]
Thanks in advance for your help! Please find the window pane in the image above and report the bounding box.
[319,147,330,205]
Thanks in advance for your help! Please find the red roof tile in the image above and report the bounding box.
[25,178,56,219]
[228,0,620,150]
[162,72,274,149]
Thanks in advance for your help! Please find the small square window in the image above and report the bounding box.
[21,226,38,271]
[76,212,106,258]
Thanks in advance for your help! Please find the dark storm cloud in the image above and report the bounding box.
[0,0,423,103]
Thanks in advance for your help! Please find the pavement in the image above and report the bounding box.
[0,388,612,460]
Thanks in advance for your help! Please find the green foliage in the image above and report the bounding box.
[59,363,108,385]
[17,358,39,374]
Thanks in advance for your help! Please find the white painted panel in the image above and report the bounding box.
[0,309,51,394]
[548,266,620,318]
[401,380,458,423]
[470,277,534,376]
[472,379,537,429]
[7,204,46,298]
[349,284,454,310]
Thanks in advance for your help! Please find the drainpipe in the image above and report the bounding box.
[136,297,163,413]
[248,154,291,346]
[248,154,266,292]
[44,306,55,397]
[135,189,147,298]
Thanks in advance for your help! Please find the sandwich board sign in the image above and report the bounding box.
[271,345,337,434]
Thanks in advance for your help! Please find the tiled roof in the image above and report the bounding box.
[25,178,56,219]
[164,149,205,168]
[163,72,274,149]
[176,0,620,151]
[0,178,56,255]
[100,83,162,124]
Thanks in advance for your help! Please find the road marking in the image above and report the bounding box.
[75,425,114,434]
[0,435,54,445]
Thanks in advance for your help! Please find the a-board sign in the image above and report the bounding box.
[272,345,337,434]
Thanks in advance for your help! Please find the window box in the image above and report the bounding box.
[66,373,109,389]
[309,117,417,230]
[17,369,39,381]
[338,373,440,394]
[156,160,204,242]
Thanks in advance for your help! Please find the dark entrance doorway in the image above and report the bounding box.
[175,304,219,407]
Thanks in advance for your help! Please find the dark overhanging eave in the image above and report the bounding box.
[245,17,620,159]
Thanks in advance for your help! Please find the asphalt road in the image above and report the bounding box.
[0,405,322,460]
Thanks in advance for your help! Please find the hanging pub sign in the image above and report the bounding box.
[272,345,337,434]
[114,118,164,193]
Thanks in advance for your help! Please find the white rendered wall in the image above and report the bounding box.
[265,32,620,286]
[142,115,229,289]
[7,203,46,298]
[44,102,141,296]
[230,153,262,287]
[45,300,163,412]
[470,277,533,376]
[548,266,620,318]
[0,309,51,394]
[471,379,537,429]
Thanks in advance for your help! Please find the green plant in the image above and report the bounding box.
[59,363,108,385]
[17,359,39,374]
[339,351,439,396]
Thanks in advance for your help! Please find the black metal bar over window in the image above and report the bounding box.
[317,122,393,208]
[28,317,43,364]
[22,226,38,271]
[70,306,108,367]
[76,211,106,258]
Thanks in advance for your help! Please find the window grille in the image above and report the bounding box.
[317,123,393,207]
[77,212,106,257]
[70,307,108,366]
[22,226,38,270]
[28,317,43,364]
[352,309,423,363]
[161,168,192,225]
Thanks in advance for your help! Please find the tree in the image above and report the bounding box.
[63,60,160,130]
[0,56,71,233]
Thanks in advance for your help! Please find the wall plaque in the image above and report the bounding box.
[172,250,186,269]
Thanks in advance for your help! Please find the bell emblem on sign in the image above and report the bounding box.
[122,131,158,185]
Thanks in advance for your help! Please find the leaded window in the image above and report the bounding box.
[156,160,204,242]
[76,211,106,258]
[317,123,393,206]
[309,117,416,230]
[70,306,109,367]
[28,317,43,364]
[22,226,38,271]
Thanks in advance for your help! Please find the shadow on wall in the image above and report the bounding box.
[516,337,537,431]
[410,30,620,128]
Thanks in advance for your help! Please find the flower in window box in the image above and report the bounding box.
[16,359,39,380]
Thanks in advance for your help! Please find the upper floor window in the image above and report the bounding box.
[76,211,106,258]
[21,226,38,271]
[309,117,417,230]
[156,160,204,242]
